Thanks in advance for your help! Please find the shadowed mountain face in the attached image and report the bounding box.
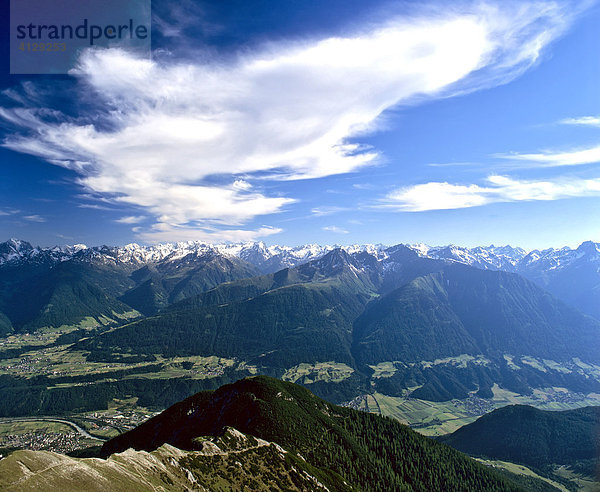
[75,249,377,370]
[352,264,600,401]
[439,404,600,474]
[515,241,600,321]
[118,251,260,315]
[0,243,260,331]
[99,376,522,492]
[399,241,600,321]
[353,264,600,366]
[0,260,139,332]
[0,311,12,336]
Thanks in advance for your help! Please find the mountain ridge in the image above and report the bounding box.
[98,375,524,491]
[4,237,597,271]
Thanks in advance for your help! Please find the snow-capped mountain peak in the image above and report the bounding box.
[2,238,599,281]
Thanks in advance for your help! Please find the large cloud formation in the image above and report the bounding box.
[0,1,576,241]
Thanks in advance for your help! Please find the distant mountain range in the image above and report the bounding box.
[1,237,599,327]
[2,238,600,414]
[3,237,594,273]
[0,237,580,274]
[0,237,359,270]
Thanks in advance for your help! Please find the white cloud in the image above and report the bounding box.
[560,116,600,126]
[115,215,146,224]
[382,174,600,211]
[232,179,252,191]
[23,214,46,222]
[0,2,577,241]
[500,145,600,167]
[385,182,490,211]
[323,225,349,234]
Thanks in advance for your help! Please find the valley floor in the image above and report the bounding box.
[356,385,600,437]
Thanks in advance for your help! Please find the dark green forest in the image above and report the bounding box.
[440,404,600,475]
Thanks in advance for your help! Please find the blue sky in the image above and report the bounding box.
[1,0,600,249]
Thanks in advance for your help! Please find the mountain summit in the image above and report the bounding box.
[99,376,521,491]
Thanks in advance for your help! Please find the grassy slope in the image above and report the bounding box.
[0,430,340,492]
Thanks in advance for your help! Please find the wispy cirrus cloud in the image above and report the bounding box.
[382,175,600,211]
[311,206,349,217]
[23,214,46,222]
[323,225,349,234]
[0,1,578,242]
[77,203,115,211]
[115,215,146,224]
[499,146,600,167]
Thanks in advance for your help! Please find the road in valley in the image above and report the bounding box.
[0,417,106,441]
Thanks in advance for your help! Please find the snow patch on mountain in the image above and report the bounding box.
[406,244,527,271]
